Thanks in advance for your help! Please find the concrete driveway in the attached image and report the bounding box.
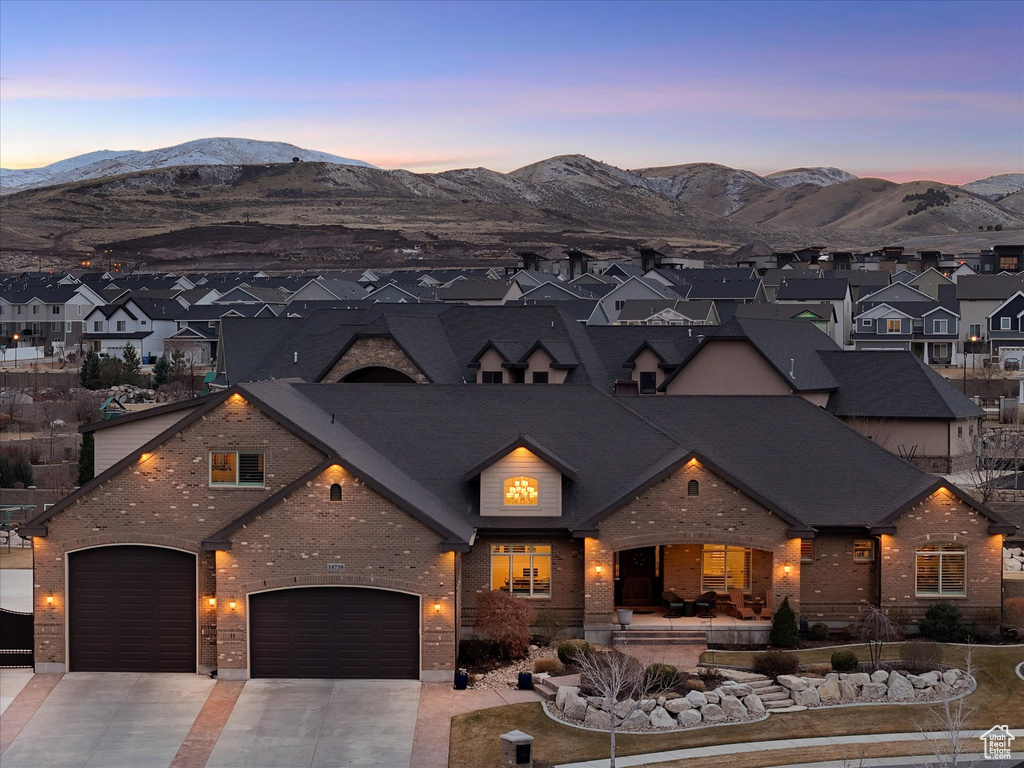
[206,679,421,768]
[1,673,215,768]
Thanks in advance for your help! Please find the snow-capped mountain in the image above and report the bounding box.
[0,138,374,194]
[765,167,858,188]
[961,173,1024,201]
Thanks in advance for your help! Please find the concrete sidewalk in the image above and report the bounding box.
[554,729,1024,768]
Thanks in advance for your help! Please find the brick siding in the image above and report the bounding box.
[321,338,428,383]
[800,533,879,623]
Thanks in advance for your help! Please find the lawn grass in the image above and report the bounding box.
[447,644,1024,768]
[0,546,32,569]
[653,740,973,768]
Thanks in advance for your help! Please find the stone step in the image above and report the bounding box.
[763,698,796,709]
[768,704,808,713]
[612,630,706,638]
[758,691,792,702]
[753,684,784,694]
[612,636,707,646]
[747,680,776,689]
[533,679,558,702]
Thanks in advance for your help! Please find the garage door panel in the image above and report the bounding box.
[69,546,196,673]
[250,588,419,679]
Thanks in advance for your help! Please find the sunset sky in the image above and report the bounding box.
[1,0,1021,183]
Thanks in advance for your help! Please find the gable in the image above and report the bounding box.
[664,340,792,396]
[479,448,562,517]
[321,336,428,383]
[859,283,933,303]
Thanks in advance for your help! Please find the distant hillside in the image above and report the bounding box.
[0,137,373,194]
[765,167,858,188]
[961,173,1024,201]
[633,162,774,217]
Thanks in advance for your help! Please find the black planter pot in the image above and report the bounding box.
[517,672,533,690]
[454,670,469,690]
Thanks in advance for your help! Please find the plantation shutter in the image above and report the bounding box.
[940,548,966,596]
[238,453,264,485]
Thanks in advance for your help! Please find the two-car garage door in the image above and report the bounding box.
[249,587,419,679]
[68,547,420,678]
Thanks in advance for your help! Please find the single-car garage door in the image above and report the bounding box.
[250,587,419,679]
[69,546,196,672]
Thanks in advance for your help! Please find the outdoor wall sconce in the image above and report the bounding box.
[208,597,216,607]
[595,565,603,574]
[229,600,237,610]
[783,565,792,574]
[434,599,442,613]
[45,595,54,606]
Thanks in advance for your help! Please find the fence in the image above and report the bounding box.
[0,608,32,668]
[0,371,81,392]
[0,345,45,363]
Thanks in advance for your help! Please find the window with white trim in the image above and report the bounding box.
[491,544,551,597]
[701,545,751,591]
[1000,317,1011,330]
[861,318,873,328]
[933,318,948,334]
[209,451,265,487]
[886,319,902,333]
[915,543,965,596]
[116,321,127,332]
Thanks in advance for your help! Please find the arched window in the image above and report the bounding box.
[330,483,342,502]
[688,479,699,496]
[504,476,538,505]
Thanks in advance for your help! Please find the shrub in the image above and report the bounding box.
[751,650,799,679]
[770,597,799,648]
[557,638,592,666]
[534,657,564,675]
[830,650,859,672]
[458,638,500,666]
[841,623,859,641]
[804,662,832,676]
[920,600,965,643]
[901,641,941,669]
[698,665,724,686]
[533,609,568,646]
[684,678,706,692]
[475,590,535,659]
[1004,597,1024,632]
[809,622,830,641]
[645,663,681,689]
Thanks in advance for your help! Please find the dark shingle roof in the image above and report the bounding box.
[956,274,1024,301]
[820,351,984,419]
[777,278,849,300]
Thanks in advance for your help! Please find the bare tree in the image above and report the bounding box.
[571,650,667,767]
[843,416,901,451]
[918,643,978,768]
[857,604,905,670]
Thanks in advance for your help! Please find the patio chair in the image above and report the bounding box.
[726,588,756,620]
[695,591,718,618]
[759,591,772,621]
[661,591,685,617]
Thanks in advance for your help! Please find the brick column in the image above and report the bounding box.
[583,536,615,644]
[772,537,801,618]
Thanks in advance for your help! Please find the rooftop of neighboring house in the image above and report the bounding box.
[955,273,1024,301]
[776,276,850,300]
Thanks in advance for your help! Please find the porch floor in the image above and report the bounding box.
[614,608,770,630]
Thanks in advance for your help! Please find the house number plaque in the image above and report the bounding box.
[326,563,345,572]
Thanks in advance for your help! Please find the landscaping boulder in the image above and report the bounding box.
[839,680,858,700]
[919,671,941,686]
[804,676,826,688]
[719,695,747,719]
[677,709,702,727]
[685,690,708,707]
[794,687,821,707]
[612,698,638,719]
[841,672,870,686]
[584,707,612,729]
[860,682,887,700]
[564,695,588,721]
[887,671,915,701]
[743,694,765,715]
[942,669,960,686]
[587,696,606,710]
[721,683,754,697]
[870,670,890,684]
[556,685,580,711]
[640,698,657,713]
[778,675,807,691]
[622,709,652,730]
[818,678,842,703]
[649,706,676,729]
[664,698,692,714]
[700,703,726,722]
[704,690,721,704]
[934,681,953,696]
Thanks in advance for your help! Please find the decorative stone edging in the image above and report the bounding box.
[1016,661,1024,682]
[543,667,975,735]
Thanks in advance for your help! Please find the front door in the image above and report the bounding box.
[619,547,656,606]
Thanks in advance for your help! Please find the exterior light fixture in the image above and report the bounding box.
[46,595,54,606]
[208,597,216,607]
[783,565,792,574]
[229,600,237,610]
[434,599,442,613]
[595,565,603,574]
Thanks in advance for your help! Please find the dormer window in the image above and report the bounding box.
[504,476,538,505]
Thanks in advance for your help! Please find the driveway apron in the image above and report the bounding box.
[0,673,215,768]
[205,679,421,768]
